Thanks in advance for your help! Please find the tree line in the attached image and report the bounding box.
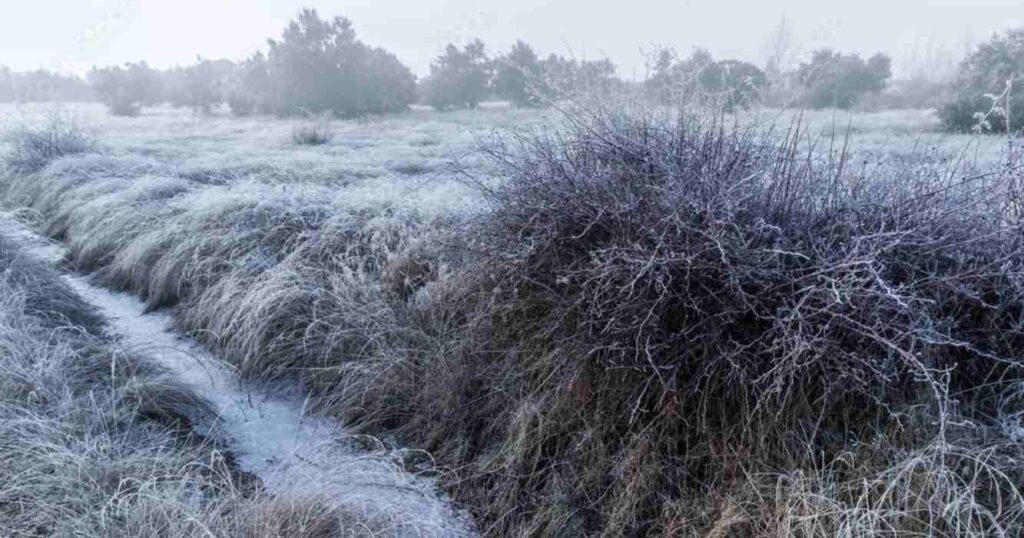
[6,7,1024,133]
[82,12,625,118]
[0,8,898,117]
[84,10,416,118]
[0,9,899,118]
[0,67,93,103]
[421,39,619,110]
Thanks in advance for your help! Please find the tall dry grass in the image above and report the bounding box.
[336,103,1024,535]
[3,111,95,173]
[0,235,386,536]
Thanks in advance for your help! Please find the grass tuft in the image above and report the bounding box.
[292,112,335,146]
[3,112,96,174]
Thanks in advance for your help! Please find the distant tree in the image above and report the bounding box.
[0,67,93,103]
[359,46,417,115]
[425,39,491,110]
[675,48,716,82]
[698,60,768,110]
[495,41,542,107]
[645,48,716,103]
[672,49,716,98]
[182,57,223,114]
[424,46,462,110]
[540,55,618,97]
[939,28,1024,133]
[88,62,160,116]
[645,49,766,109]
[797,49,892,109]
[226,52,270,116]
[645,49,678,103]
[264,9,415,117]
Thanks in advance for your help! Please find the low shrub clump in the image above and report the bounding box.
[293,112,335,146]
[342,104,1024,535]
[3,113,96,173]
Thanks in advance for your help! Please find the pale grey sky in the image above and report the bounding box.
[1,0,1022,79]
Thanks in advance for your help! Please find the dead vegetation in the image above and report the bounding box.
[342,103,1024,535]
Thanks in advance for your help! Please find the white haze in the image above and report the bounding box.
[1,0,1022,80]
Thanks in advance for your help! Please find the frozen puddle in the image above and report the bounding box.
[0,214,475,537]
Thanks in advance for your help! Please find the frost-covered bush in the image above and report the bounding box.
[228,88,258,116]
[494,40,543,108]
[797,49,892,109]
[182,57,224,114]
[88,62,161,116]
[646,48,767,110]
[3,113,96,173]
[425,40,491,111]
[939,28,1024,133]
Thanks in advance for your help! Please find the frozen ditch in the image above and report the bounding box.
[0,213,475,537]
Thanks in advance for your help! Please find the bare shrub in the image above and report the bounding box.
[940,28,1024,134]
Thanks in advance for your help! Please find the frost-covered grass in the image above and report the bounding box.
[0,231,381,537]
[0,102,549,214]
[3,101,1024,536]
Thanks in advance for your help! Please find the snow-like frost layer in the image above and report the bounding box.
[0,214,475,537]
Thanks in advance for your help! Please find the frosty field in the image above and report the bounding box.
[3,102,1024,536]
[0,102,555,214]
[1,103,1014,203]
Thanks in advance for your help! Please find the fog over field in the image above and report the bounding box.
[3,2,1024,537]
[1,1,1020,79]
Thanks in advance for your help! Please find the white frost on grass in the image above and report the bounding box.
[0,213,475,537]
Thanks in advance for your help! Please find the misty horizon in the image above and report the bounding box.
[2,0,1022,80]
